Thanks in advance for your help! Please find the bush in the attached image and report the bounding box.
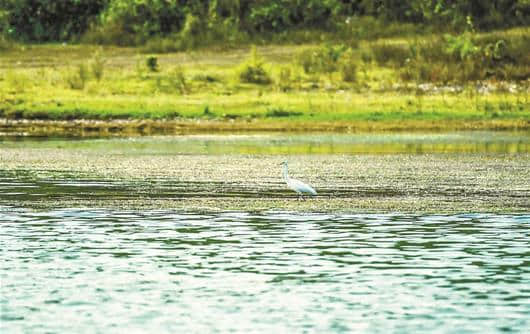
[297,43,361,82]
[398,28,530,83]
[238,47,272,85]
[3,0,106,41]
[297,44,348,75]
[246,0,341,32]
[265,107,302,117]
[167,66,188,94]
[98,0,185,44]
[146,56,159,72]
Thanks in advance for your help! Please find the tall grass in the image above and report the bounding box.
[90,49,105,81]
[366,29,530,84]
[65,64,89,90]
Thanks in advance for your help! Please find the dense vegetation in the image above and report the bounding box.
[1,0,529,44]
[0,40,527,128]
[0,1,528,129]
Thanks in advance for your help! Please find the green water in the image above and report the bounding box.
[1,210,529,332]
[1,131,529,332]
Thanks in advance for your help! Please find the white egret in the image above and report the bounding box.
[280,161,317,199]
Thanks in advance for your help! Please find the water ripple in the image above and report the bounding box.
[1,209,529,332]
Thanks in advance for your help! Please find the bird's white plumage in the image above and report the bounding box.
[281,161,317,197]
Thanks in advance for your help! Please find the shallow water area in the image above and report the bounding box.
[1,131,530,332]
[1,209,529,332]
[1,131,529,212]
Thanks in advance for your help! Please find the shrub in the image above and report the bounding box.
[146,56,159,72]
[167,66,188,94]
[152,66,189,94]
[246,0,341,33]
[237,47,271,85]
[444,33,480,61]
[297,44,348,75]
[398,29,530,83]
[97,0,186,44]
[265,107,302,117]
[3,0,106,41]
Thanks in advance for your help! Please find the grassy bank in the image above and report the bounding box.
[0,28,528,134]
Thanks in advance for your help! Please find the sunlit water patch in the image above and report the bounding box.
[1,209,529,333]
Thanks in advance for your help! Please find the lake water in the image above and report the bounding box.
[1,210,529,333]
[1,132,529,332]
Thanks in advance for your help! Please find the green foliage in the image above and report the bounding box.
[247,0,341,32]
[265,107,302,117]
[238,47,272,85]
[397,29,530,83]
[297,44,360,82]
[176,13,203,50]
[146,56,159,72]
[343,0,530,30]
[297,44,348,75]
[3,0,106,41]
[2,0,529,45]
[98,0,185,44]
[444,33,480,61]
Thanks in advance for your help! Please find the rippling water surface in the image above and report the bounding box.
[1,209,529,333]
[1,132,529,332]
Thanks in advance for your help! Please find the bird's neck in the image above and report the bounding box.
[282,164,290,181]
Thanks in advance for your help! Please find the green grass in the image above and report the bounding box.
[0,28,529,131]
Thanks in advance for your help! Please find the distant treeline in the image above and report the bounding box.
[1,0,529,43]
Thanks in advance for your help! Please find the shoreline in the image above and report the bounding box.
[2,118,529,137]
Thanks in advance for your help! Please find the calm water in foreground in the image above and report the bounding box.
[1,210,529,333]
[1,132,529,332]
